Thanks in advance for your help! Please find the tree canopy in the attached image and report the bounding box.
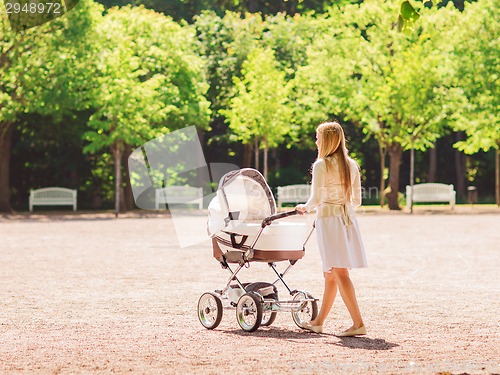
[1,0,497,213]
[83,5,210,214]
[221,47,292,179]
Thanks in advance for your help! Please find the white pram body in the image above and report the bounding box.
[207,168,309,263]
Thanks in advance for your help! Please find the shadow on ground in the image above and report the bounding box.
[222,327,399,350]
[332,336,399,351]
[222,327,315,341]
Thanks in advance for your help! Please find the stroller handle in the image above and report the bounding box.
[261,209,299,227]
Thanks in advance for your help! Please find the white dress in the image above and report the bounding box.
[304,156,368,271]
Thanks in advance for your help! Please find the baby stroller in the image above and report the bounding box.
[198,168,318,332]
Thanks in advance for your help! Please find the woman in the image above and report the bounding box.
[296,121,368,336]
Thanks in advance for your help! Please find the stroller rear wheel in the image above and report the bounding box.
[198,292,223,329]
[236,293,263,332]
[291,291,318,329]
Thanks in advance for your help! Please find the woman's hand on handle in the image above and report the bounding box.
[295,204,307,214]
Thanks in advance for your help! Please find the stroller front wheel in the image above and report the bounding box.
[291,291,318,329]
[198,292,223,330]
[236,293,263,332]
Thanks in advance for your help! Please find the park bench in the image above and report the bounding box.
[155,186,204,210]
[277,184,311,210]
[29,187,77,212]
[406,183,456,209]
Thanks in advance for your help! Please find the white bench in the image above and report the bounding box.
[277,184,310,210]
[406,183,456,209]
[155,186,203,210]
[29,187,77,212]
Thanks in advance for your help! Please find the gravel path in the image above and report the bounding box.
[1,209,499,374]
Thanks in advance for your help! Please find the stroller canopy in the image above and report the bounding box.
[208,169,276,237]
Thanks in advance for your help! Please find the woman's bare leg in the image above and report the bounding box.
[332,267,364,329]
[311,270,337,326]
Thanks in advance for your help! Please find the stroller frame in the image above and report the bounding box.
[198,210,319,332]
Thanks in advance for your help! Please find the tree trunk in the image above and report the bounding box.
[263,142,268,181]
[428,145,437,182]
[123,144,134,211]
[286,0,298,14]
[243,143,252,168]
[386,143,403,210]
[0,124,13,213]
[379,143,387,207]
[119,185,126,212]
[111,142,123,218]
[409,144,415,214]
[118,149,126,212]
[254,138,259,171]
[272,148,280,174]
[454,132,466,202]
[247,0,258,13]
[496,143,500,206]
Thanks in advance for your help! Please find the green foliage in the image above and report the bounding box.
[261,12,322,79]
[0,0,102,123]
[193,11,264,116]
[95,0,359,22]
[221,47,292,149]
[84,5,210,154]
[0,0,104,211]
[3,0,499,211]
[293,0,463,151]
[194,10,317,159]
[397,0,420,35]
[452,0,500,154]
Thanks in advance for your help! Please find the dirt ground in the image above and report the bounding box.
[1,207,499,374]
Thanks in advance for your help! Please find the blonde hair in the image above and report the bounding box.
[316,122,355,202]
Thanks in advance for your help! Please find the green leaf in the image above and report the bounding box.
[401,1,420,22]
[399,1,420,35]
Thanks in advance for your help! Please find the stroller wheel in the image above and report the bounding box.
[261,299,278,327]
[291,291,318,329]
[198,292,223,330]
[236,293,263,332]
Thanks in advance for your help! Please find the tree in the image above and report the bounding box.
[193,11,266,167]
[293,0,461,209]
[452,0,500,206]
[95,0,358,22]
[0,0,102,212]
[83,6,210,216]
[221,47,292,179]
[194,11,320,171]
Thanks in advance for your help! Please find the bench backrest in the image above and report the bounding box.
[156,186,202,199]
[30,187,77,200]
[277,184,311,200]
[155,186,203,209]
[277,184,310,208]
[407,183,453,197]
[406,183,456,209]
